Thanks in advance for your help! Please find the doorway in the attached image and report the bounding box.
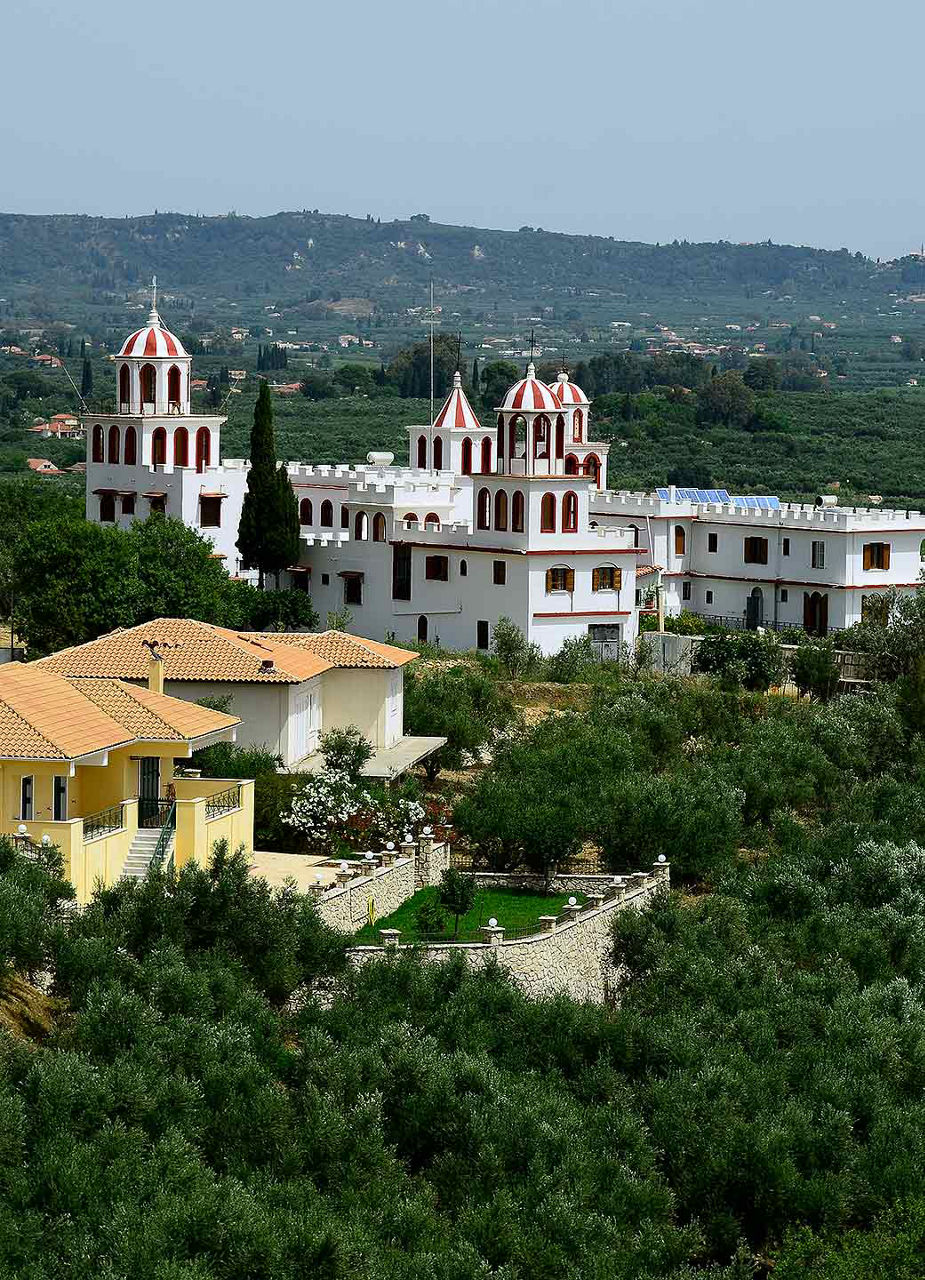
[746,587,764,630]
[803,591,829,636]
[138,757,161,826]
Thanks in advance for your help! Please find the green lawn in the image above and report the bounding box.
[353,885,587,945]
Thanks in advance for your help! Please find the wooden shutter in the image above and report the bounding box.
[545,568,553,592]
[883,543,891,570]
[863,544,872,570]
[614,568,623,590]
[566,568,575,592]
[592,568,601,591]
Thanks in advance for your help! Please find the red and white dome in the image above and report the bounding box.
[433,371,482,431]
[550,371,589,406]
[500,362,561,412]
[119,308,188,360]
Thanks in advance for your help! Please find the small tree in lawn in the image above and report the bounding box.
[320,725,373,780]
[439,867,476,939]
[414,893,448,938]
[491,616,541,679]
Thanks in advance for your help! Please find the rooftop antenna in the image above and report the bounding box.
[528,326,536,371]
[455,329,462,373]
[421,280,440,455]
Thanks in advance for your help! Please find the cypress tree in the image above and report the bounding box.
[236,380,278,590]
[264,464,301,591]
[80,358,93,399]
[471,357,479,392]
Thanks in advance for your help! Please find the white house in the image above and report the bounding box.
[38,618,441,776]
[83,306,924,648]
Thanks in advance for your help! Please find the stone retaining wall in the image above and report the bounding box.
[316,857,416,933]
[468,871,635,896]
[349,864,668,1004]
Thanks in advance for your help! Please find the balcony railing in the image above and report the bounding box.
[138,798,175,829]
[83,803,125,842]
[205,785,242,821]
[149,803,176,875]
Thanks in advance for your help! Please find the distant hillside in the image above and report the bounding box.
[2,210,922,323]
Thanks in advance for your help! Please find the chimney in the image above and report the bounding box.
[147,645,165,695]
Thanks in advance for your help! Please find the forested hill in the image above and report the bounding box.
[2,209,922,317]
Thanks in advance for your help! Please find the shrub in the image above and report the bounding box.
[692,629,785,691]
[790,638,840,700]
[319,725,373,779]
[491,617,541,679]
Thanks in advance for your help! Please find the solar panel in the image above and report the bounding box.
[656,486,733,504]
[730,495,781,510]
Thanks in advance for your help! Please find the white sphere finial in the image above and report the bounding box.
[568,896,577,907]
[488,917,498,928]
[657,854,667,863]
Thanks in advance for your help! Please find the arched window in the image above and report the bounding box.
[555,415,565,460]
[476,488,491,530]
[403,512,418,529]
[320,500,334,528]
[418,616,428,643]
[564,454,579,475]
[354,511,369,540]
[417,435,427,468]
[433,436,444,470]
[545,565,575,593]
[99,493,116,523]
[173,426,189,467]
[340,504,349,530]
[424,512,441,530]
[195,427,211,473]
[480,438,492,473]
[119,364,130,410]
[460,558,468,576]
[629,523,640,549]
[582,453,601,486]
[299,498,313,524]
[152,427,167,467]
[674,525,686,556]
[573,409,584,443]
[123,425,137,466]
[512,490,525,533]
[533,415,550,459]
[461,437,473,475]
[107,424,120,465]
[541,493,556,532]
[167,365,181,408]
[562,491,578,533]
[92,424,104,463]
[592,565,622,592]
[494,488,508,531]
[373,513,387,542]
[139,363,156,406]
[496,417,505,467]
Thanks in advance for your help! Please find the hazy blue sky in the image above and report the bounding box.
[5,0,924,258]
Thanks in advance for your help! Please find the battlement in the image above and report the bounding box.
[593,488,924,530]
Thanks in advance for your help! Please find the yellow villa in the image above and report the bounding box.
[0,658,254,902]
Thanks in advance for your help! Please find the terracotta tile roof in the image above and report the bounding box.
[0,664,237,760]
[250,631,418,669]
[39,617,332,684]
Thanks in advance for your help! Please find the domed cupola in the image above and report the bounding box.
[115,281,191,416]
[500,362,561,413]
[495,362,566,477]
[550,371,588,406]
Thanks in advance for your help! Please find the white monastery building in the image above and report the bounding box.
[85,305,925,649]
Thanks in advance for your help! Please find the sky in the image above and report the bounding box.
[4,0,925,260]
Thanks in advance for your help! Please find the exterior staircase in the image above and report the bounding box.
[120,825,173,882]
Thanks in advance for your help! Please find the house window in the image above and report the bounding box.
[343,574,363,606]
[682,581,692,601]
[121,494,135,516]
[354,512,369,541]
[424,513,440,531]
[403,513,418,530]
[460,559,468,577]
[320,500,333,527]
[477,620,489,650]
[494,489,508,531]
[418,615,429,642]
[119,363,130,409]
[635,589,642,606]
[392,544,412,601]
[782,537,791,556]
[167,364,182,407]
[53,775,68,822]
[708,532,718,553]
[199,496,222,528]
[546,566,574,593]
[321,573,330,586]
[744,536,769,565]
[705,589,714,605]
[461,438,473,475]
[373,513,387,542]
[863,542,891,570]
[480,438,492,473]
[299,498,313,525]
[541,493,556,532]
[99,493,116,523]
[573,409,583,443]
[195,427,211,472]
[107,424,120,464]
[562,491,578,533]
[583,453,601,486]
[92,424,104,463]
[124,425,137,466]
[174,426,189,468]
[152,427,167,467]
[780,588,789,603]
[148,495,166,515]
[20,775,33,821]
[140,363,156,404]
[592,566,621,591]
[425,555,449,581]
[417,435,427,468]
[476,488,491,530]
[493,560,507,585]
[512,491,525,532]
[674,525,686,555]
[811,540,825,569]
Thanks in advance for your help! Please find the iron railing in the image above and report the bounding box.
[83,803,125,843]
[138,798,175,830]
[149,802,176,875]
[205,785,242,821]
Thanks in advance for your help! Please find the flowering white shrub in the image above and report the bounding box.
[283,768,427,856]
